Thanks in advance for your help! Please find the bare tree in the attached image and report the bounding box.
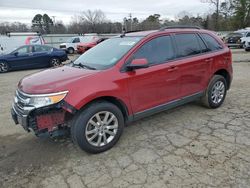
[0,22,29,34]
[81,10,106,24]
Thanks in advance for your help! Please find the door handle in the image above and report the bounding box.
[205,58,213,63]
[167,66,178,72]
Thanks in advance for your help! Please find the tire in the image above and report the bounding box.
[50,57,61,67]
[67,47,74,54]
[71,101,124,153]
[245,48,250,52]
[0,61,9,73]
[201,75,227,109]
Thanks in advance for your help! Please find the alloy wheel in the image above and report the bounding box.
[51,58,60,67]
[85,111,118,147]
[0,62,8,72]
[211,81,225,104]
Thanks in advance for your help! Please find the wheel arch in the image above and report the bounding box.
[214,69,231,90]
[78,96,130,122]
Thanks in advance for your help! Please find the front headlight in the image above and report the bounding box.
[28,91,68,108]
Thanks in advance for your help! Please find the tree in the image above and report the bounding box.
[201,0,220,30]
[139,14,161,30]
[0,22,29,34]
[32,14,53,34]
[233,0,250,28]
[79,10,107,32]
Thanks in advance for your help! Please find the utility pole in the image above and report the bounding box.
[129,13,132,31]
[52,16,56,25]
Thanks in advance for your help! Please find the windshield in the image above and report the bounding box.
[73,36,142,70]
[81,36,98,43]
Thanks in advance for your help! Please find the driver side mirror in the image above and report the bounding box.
[13,52,19,56]
[126,58,149,71]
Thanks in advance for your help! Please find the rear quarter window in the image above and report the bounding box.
[201,33,223,51]
[174,33,201,58]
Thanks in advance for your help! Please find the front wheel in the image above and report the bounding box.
[201,75,227,109]
[71,101,124,153]
[67,47,74,54]
[0,61,9,73]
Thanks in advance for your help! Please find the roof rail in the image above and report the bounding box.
[120,29,144,37]
[159,25,201,31]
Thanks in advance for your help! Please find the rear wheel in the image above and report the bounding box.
[0,61,9,73]
[71,101,124,153]
[68,47,74,54]
[201,75,227,109]
[50,58,61,67]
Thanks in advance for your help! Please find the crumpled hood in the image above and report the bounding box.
[18,66,98,94]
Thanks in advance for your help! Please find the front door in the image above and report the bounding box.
[125,35,180,114]
[8,46,35,69]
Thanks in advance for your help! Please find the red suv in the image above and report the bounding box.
[11,27,233,153]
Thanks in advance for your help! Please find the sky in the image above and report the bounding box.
[0,0,211,25]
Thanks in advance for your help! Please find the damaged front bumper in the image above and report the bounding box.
[11,90,75,137]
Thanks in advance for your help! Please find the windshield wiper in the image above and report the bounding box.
[74,62,96,70]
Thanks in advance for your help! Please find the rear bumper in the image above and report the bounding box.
[226,43,242,48]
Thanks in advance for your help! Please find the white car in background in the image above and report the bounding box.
[240,31,250,47]
[244,37,250,51]
[59,34,99,54]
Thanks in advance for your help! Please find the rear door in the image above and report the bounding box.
[32,45,52,67]
[126,35,180,113]
[173,33,211,97]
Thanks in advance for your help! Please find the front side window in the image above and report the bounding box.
[73,37,142,70]
[201,33,223,51]
[175,33,201,58]
[14,46,32,55]
[131,35,175,65]
[72,38,80,43]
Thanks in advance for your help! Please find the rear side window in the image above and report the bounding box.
[34,45,52,52]
[132,35,175,65]
[201,33,223,51]
[175,34,201,58]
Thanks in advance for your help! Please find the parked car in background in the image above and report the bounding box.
[11,27,232,153]
[224,32,243,48]
[59,34,99,54]
[240,31,250,47]
[77,37,108,54]
[244,37,250,51]
[0,45,68,73]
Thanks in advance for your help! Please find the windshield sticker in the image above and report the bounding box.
[119,41,136,46]
[110,57,118,63]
